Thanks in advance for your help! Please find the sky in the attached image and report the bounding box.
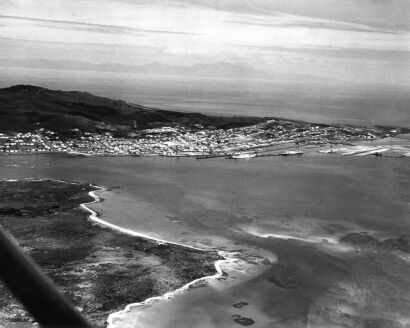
[1,0,409,87]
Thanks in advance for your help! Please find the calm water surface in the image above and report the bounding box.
[2,68,410,126]
[1,154,409,327]
[1,154,408,240]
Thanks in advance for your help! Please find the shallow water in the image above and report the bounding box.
[1,154,408,239]
[1,154,409,327]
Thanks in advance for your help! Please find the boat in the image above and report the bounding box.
[281,150,303,156]
[228,152,257,159]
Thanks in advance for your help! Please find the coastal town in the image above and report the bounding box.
[0,119,408,158]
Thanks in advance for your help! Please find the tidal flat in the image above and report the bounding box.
[0,179,220,328]
[0,155,409,327]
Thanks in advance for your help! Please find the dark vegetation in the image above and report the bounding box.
[0,180,220,327]
[0,85,267,136]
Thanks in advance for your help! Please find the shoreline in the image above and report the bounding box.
[79,183,240,328]
[1,153,409,328]
[2,145,409,159]
[107,252,237,328]
[3,178,409,327]
[81,185,205,252]
[1,178,238,327]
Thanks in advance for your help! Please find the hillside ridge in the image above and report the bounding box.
[0,84,266,136]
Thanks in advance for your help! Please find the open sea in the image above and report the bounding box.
[1,67,410,127]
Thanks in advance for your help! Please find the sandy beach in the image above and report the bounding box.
[80,184,253,328]
[0,179,221,327]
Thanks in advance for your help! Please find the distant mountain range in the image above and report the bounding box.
[0,58,282,80]
[0,85,267,136]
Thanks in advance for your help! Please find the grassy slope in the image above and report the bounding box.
[0,85,267,135]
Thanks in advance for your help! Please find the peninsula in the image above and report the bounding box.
[1,85,409,158]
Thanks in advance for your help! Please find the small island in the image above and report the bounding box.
[0,179,220,328]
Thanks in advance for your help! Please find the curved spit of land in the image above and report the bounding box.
[0,178,227,328]
[79,185,241,328]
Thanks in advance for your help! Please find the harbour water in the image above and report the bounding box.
[1,153,409,327]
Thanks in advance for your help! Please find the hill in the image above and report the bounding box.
[0,85,267,136]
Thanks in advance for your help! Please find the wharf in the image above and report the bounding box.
[196,154,226,159]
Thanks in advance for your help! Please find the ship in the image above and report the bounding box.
[227,152,257,159]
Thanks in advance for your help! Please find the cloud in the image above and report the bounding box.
[0,14,197,36]
[0,0,409,87]
[226,19,398,35]
[172,0,410,32]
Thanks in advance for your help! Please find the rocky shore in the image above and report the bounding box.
[0,179,220,327]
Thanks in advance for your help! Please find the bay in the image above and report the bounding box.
[1,154,409,328]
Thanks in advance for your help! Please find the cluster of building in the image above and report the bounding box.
[0,119,395,157]
[0,132,51,153]
[0,130,72,153]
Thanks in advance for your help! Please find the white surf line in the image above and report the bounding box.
[107,251,238,328]
[79,185,241,328]
[244,230,364,254]
[1,178,244,327]
[246,229,339,245]
[2,179,214,251]
[82,184,207,252]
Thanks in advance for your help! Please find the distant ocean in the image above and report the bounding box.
[1,67,409,127]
